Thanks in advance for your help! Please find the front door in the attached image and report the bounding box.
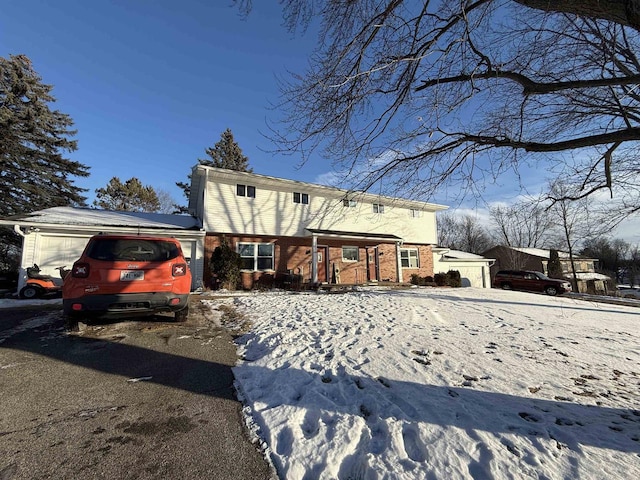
[366,247,379,282]
[317,246,329,283]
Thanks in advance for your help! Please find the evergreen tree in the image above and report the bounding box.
[0,54,89,215]
[1,54,89,269]
[210,237,242,290]
[175,128,251,212]
[93,177,160,212]
[547,249,564,279]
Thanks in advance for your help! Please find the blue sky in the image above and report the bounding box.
[1,0,323,205]
[2,0,639,243]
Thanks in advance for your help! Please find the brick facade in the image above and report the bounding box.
[204,233,435,289]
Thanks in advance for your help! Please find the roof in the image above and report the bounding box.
[571,272,611,281]
[306,228,403,242]
[433,248,495,262]
[196,166,449,212]
[502,247,596,261]
[0,207,202,230]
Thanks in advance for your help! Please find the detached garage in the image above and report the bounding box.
[432,248,495,288]
[0,207,206,292]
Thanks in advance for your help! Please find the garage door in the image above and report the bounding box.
[35,235,91,275]
[456,266,485,288]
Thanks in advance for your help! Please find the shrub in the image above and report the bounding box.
[446,270,462,287]
[210,238,241,290]
[434,273,447,286]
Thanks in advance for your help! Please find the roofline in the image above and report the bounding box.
[3,221,206,236]
[194,165,449,212]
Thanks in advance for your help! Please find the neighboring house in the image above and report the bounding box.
[0,207,206,291]
[432,248,495,288]
[188,166,448,288]
[482,246,609,292]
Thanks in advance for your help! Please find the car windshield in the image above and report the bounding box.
[87,239,180,262]
[534,272,551,280]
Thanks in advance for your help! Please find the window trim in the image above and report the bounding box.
[236,184,256,198]
[293,192,309,204]
[237,242,274,271]
[400,248,420,268]
[342,246,359,262]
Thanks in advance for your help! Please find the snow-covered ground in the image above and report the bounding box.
[213,287,640,480]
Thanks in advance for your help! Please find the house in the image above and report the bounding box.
[0,207,206,292]
[482,246,609,293]
[188,166,448,288]
[432,248,495,288]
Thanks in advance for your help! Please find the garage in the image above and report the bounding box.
[0,207,206,292]
[432,248,495,288]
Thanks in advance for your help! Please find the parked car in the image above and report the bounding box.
[63,234,191,323]
[616,285,640,299]
[492,270,572,296]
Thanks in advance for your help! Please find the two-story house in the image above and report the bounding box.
[188,166,448,288]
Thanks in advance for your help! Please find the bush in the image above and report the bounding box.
[210,238,242,290]
[434,273,447,286]
[446,270,462,288]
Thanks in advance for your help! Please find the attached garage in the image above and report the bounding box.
[432,248,495,288]
[1,207,206,292]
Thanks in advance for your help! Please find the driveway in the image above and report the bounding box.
[0,297,275,479]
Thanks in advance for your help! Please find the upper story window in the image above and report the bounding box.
[343,198,357,208]
[400,248,420,268]
[237,184,256,198]
[237,242,274,271]
[342,246,359,262]
[293,192,309,204]
[410,209,422,218]
[373,203,385,214]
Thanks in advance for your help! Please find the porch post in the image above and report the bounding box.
[396,241,403,283]
[311,234,318,284]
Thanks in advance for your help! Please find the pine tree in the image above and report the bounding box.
[0,54,89,216]
[175,128,252,212]
[94,177,161,212]
[1,54,89,270]
[548,249,564,279]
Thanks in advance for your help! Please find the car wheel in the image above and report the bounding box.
[545,286,558,296]
[20,285,43,299]
[175,306,189,323]
[64,315,80,332]
[500,283,512,290]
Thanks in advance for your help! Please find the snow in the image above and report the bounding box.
[221,287,640,480]
[2,206,201,229]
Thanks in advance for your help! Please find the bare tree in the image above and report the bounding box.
[239,1,640,219]
[546,180,610,288]
[490,200,556,248]
[437,212,492,254]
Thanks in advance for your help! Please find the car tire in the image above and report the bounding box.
[500,283,512,290]
[64,315,80,332]
[20,285,44,299]
[175,306,189,323]
[545,286,558,296]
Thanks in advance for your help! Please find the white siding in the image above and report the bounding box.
[198,168,444,244]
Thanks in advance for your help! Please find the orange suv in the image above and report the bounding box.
[63,235,191,323]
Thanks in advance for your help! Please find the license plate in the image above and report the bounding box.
[120,270,144,281]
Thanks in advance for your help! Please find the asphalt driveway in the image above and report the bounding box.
[0,297,275,480]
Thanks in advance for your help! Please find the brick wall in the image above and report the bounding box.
[204,233,435,288]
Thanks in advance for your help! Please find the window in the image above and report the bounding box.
[293,192,309,204]
[237,243,274,271]
[410,209,421,218]
[342,246,359,262]
[400,248,420,268]
[343,198,357,207]
[237,184,256,198]
[373,203,385,214]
